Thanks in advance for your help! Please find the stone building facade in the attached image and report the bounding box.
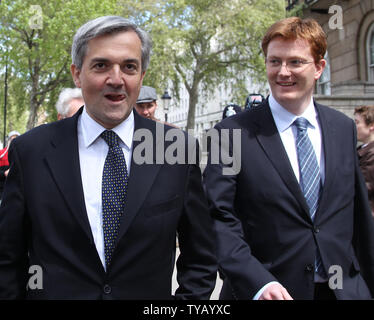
[289,0,374,118]
[163,0,374,142]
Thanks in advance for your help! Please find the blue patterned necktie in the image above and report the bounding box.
[294,117,326,278]
[101,130,128,269]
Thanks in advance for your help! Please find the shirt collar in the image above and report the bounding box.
[80,107,134,150]
[269,94,318,132]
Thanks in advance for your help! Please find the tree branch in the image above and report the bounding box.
[174,61,191,93]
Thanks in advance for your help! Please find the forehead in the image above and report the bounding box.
[267,37,313,58]
[136,101,156,108]
[83,30,142,62]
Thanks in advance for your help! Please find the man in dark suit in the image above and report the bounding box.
[0,16,216,299]
[203,17,374,300]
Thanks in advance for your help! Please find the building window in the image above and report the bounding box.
[367,23,374,82]
[316,52,331,95]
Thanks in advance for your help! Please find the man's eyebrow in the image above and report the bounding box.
[122,58,140,65]
[89,57,140,64]
[89,57,110,64]
[267,55,305,60]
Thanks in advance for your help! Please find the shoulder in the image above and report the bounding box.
[216,101,271,131]
[135,113,187,137]
[315,102,353,125]
[11,119,73,155]
[363,142,374,158]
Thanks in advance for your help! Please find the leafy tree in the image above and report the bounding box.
[122,0,285,132]
[1,0,286,133]
[0,0,119,130]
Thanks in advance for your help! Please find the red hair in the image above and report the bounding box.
[262,17,327,62]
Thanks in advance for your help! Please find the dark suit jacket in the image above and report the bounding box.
[0,108,217,299]
[203,100,374,300]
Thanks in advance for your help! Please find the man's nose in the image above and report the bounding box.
[107,65,124,86]
[278,62,292,76]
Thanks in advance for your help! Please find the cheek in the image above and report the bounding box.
[82,73,105,90]
[127,76,143,90]
[266,69,274,80]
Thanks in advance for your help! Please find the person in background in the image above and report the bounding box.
[135,85,159,121]
[55,87,84,120]
[222,104,242,120]
[354,105,374,216]
[0,131,20,200]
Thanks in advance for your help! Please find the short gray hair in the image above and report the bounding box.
[71,16,152,72]
[55,88,83,116]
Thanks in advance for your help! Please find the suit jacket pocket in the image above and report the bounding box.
[144,195,180,218]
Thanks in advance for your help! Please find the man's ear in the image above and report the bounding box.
[71,64,81,88]
[139,70,146,84]
[314,59,326,81]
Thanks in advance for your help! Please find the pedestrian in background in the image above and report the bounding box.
[354,105,374,216]
[55,87,84,120]
[135,85,159,121]
[0,131,20,200]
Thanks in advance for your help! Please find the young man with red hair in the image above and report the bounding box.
[204,17,374,300]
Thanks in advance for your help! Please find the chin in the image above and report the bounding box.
[274,94,296,105]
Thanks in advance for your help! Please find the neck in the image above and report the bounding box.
[363,135,374,144]
[271,94,313,116]
[287,96,313,115]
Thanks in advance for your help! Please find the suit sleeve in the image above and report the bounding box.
[352,123,374,296]
[174,141,218,300]
[0,141,29,299]
[203,124,277,299]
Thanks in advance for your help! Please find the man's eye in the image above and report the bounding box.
[289,60,302,66]
[94,63,106,69]
[268,59,281,66]
[123,64,137,72]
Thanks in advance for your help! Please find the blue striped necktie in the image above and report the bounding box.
[294,117,326,278]
[101,130,128,269]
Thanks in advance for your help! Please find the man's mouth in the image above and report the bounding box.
[105,94,126,101]
[277,82,296,87]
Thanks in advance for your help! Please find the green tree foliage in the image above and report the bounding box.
[122,0,285,131]
[1,0,286,134]
[0,0,119,131]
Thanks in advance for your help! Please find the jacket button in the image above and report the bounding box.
[305,264,314,272]
[103,284,112,294]
[314,227,320,233]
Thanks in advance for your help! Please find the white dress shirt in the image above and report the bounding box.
[77,107,134,270]
[253,95,326,299]
[268,94,325,184]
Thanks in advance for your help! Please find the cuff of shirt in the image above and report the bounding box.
[253,281,280,300]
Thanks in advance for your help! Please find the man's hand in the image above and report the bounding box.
[259,283,293,300]
[4,169,9,177]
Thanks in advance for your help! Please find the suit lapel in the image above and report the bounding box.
[44,110,94,243]
[116,111,162,242]
[252,102,311,221]
[313,102,337,222]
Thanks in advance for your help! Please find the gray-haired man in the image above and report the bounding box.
[0,16,217,300]
[55,87,84,120]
